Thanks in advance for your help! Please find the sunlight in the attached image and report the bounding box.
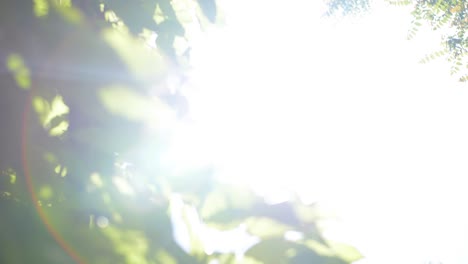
[6,1,468,263]
[164,0,468,263]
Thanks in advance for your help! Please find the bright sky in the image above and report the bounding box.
[168,1,468,263]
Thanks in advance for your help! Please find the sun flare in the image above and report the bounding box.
[162,1,468,263]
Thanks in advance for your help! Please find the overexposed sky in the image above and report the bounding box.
[171,1,468,263]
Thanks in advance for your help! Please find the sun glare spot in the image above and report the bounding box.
[284,231,304,242]
[168,1,468,263]
[112,177,135,196]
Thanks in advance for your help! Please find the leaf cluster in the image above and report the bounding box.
[325,0,371,16]
[0,1,361,264]
[388,0,468,81]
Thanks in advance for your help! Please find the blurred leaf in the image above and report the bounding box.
[325,0,370,16]
[387,0,412,6]
[6,54,24,70]
[400,0,468,80]
[154,4,165,24]
[291,249,347,264]
[244,217,290,239]
[102,227,149,264]
[55,165,63,175]
[6,53,31,90]
[155,250,177,264]
[33,0,49,17]
[202,190,325,239]
[49,96,69,117]
[90,173,104,188]
[102,29,166,82]
[236,256,263,264]
[201,189,228,220]
[1,0,219,263]
[38,185,53,200]
[10,173,16,184]
[2,169,17,184]
[166,167,215,202]
[98,85,153,121]
[49,119,69,137]
[32,96,50,124]
[329,241,363,263]
[303,239,362,263]
[252,201,302,227]
[246,238,340,264]
[201,185,257,223]
[305,239,335,256]
[53,1,82,24]
[47,114,67,130]
[245,238,292,264]
[33,95,70,134]
[294,202,322,224]
[197,0,217,22]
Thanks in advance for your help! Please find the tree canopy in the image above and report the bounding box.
[0,0,466,264]
[326,0,467,81]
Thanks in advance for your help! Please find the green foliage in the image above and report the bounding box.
[243,217,291,239]
[327,242,363,263]
[327,0,467,81]
[33,0,49,17]
[390,0,468,81]
[387,0,413,6]
[6,54,31,90]
[32,95,70,137]
[98,85,154,121]
[407,9,423,40]
[246,238,348,264]
[418,49,447,63]
[325,0,371,16]
[0,1,365,264]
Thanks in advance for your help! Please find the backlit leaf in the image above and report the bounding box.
[98,85,152,121]
[6,54,31,90]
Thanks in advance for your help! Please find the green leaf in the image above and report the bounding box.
[201,185,256,220]
[33,0,49,17]
[329,242,363,263]
[6,54,31,90]
[246,238,343,264]
[244,217,290,239]
[102,29,166,81]
[98,85,153,121]
[236,256,263,264]
[38,185,53,200]
[155,250,177,264]
[9,173,16,184]
[245,238,293,264]
[48,119,69,136]
[291,250,347,264]
[201,189,229,220]
[386,0,412,7]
